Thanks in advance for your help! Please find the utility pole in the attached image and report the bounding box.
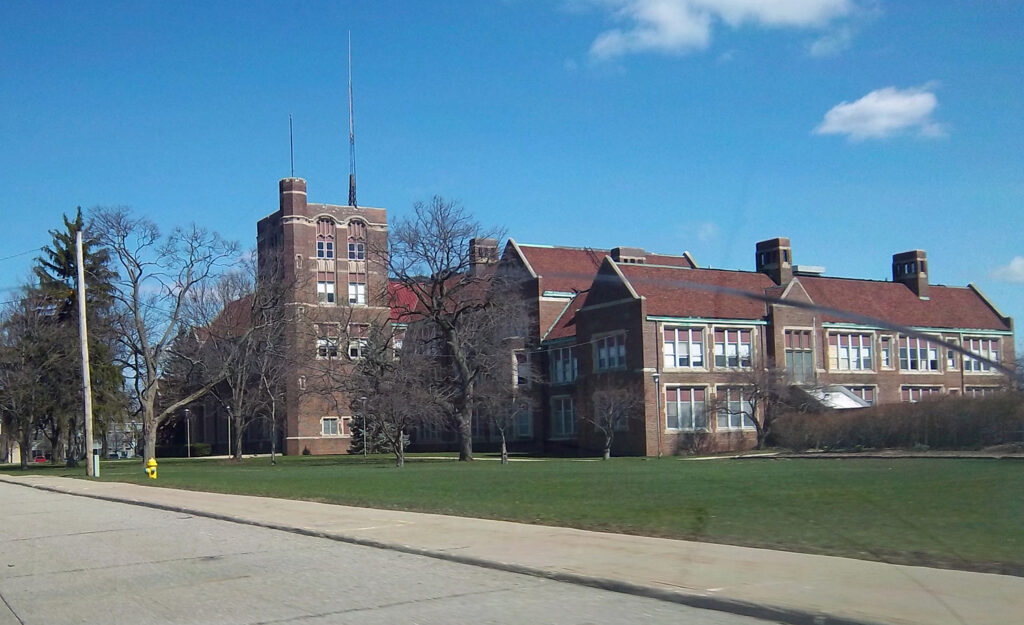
[76,230,97,477]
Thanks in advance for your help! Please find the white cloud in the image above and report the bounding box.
[586,0,854,60]
[696,221,719,242]
[808,25,853,57]
[814,85,946,141]
[991,257,1024,283]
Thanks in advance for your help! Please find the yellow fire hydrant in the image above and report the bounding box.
[145,457,158,480]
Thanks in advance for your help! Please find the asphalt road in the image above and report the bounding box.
[0,481,772,625]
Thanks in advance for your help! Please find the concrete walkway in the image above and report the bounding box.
[1,474,1019,625]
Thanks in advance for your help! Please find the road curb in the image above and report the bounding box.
[1,476,880,625]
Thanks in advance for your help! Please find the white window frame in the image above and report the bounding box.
[715,387,756,431]
[879,335,894,369]
[321,417,339,436]
[594,333,626,371]
[963,337,1000,373]
[348,338,368,360]
[713,329,752,370]
[784,329,815,383]
[665,386,707,431]
[828,333,874,372]
[317,280,336,304]
[900,386,943,403]
[965,386,1000,398]
[663,327,704,369]
[348,241,365,260]
[899,336,941,372]
[845,386,876,405]
[348,278,367,305]
[316,336,339,359]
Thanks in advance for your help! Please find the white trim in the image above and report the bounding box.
[647,316,767,326]
[507,239,538,279]
[606,258,642,300]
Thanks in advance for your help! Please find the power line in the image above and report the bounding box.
[0,248,40,262]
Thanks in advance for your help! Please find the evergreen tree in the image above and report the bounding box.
[30,208,123,465]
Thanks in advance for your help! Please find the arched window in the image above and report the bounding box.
[348,220,366,260]
[316,218,335,259]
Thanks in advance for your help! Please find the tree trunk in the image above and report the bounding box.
[232,412,244,460]
[19,430,31,470]
[269,405,277,465]
[142,422,157,462]
[395,429,405,468]
[457,413,473,461]
[500,432,508,465]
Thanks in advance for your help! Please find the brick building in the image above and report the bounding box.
[255,177,1015,457]
[257,178,391,455]
[499,237,1016,456]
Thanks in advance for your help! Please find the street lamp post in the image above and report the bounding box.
[652,372,662,458]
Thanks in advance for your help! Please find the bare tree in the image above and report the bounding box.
[384,197,508,461]
[0,291,61,468]
[92,207,238,462]
[345,322,447,467]
[710,367,796,450]
[584,387,642,460]
[473,342,537,464]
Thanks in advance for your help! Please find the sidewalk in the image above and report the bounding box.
[1,474,1019,625]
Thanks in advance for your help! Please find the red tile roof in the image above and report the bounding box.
[544,291,589,341]
[617,264,775,320]
[797,277,1010,331]
[515,244,693,293]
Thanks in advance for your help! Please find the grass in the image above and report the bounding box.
[5,454,1023,575]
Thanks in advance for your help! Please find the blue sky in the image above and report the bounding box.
[2,1,1022,349]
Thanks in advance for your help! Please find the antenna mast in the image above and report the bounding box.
[347,31,357,207]
[289,113,295,177]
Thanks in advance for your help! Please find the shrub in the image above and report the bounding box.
[189,443,212,457]
[775,392,1024,451]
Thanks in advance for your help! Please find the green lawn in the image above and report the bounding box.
[6,454,1023,575]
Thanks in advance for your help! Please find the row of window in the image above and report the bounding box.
[315,218,366,260]
[317,273,367,305]
[661,327,1000,374]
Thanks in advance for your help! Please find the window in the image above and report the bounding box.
[316,218,335,259]
[901,386,942,402]
[716,387,755,430]
[899,336,940,371]
[321,417,339,436]
[348,220,367,260]
[348,273,366,305]
[784,330,814,383]
[665,387,707,431]
[963,338,1000,372]
[946,340,958,370]
[880,336,893,369]
[514,410,532,439]
[594,334,626,371]
[828,333,873,371]
[549,346,578,384]
[297,375,306,391]
[316,337,339,359]
[550,396,576,438]
[348,339,368,360]
[316,273,336,304]
[663,327,704,369]
[845,386,875,405]
[713,329,752,369]
[966,387,1000,398]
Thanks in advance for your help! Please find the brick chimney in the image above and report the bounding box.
[755,237,793,285]
[469,238,498,275]
[279,177,307,217]
[611,247,646,264]
[892,250,929,299]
